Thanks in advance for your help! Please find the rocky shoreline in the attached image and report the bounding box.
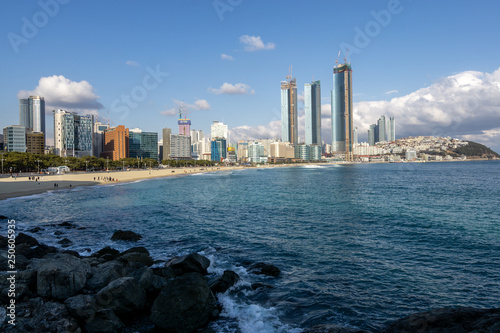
[1,226,499,332]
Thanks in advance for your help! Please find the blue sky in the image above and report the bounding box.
[2,0,500,152]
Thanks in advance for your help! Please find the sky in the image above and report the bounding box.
[1,0,500,153]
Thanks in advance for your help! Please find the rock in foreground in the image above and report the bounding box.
[111,230,142,242]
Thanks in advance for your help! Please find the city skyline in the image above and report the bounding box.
[2,1,500,153]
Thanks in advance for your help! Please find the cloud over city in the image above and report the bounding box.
[208,83,255,95]
[239,35,275,52]
[161,99,211,117]
[17,75,103,115]
[230,67,500,149]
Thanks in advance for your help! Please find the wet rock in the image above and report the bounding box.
[85,309,124,333]
[16,243,58,260]
[209,270,240,294]
[86,260,126,291]
[57,237,73,247]
[26,226,43,233]
[249,262,281,277]
[96,277,146,316]
[65,294,97,322]
[251,282,274,290]
[63,249,81,258]
[59,221,77,228]
[0,235,7,248]
[16,232,39,247]
[166,252,211,276]
[34,253,91,300]
[0,269,37,302]
[152,266,176,279]
[151,273,217,333]
[111,230,142,242]
[54,230,64,236]
[121,246,150,256]
[382,307,500,333]
[0,215,8,220]
[118,252,154,267]
[130,267,168,306]
[93,246,121,260]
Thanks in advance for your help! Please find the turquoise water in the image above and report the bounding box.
[1,161,500,332]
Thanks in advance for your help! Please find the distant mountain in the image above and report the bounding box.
[452,141,500,158]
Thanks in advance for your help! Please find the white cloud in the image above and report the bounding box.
[221,54,234,61]
[126,60,140,67]
[161,99,211,117]
[385,90,399,95]
[228,67,500,152]
[208,83,255,95]
[17,75,103,115]
[297,93,305,103]
[239,35,275,52]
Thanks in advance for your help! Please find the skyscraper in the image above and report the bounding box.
[102,125,129,160]
[378,116,387,142]
[3,125,26,152]
[129,128,158,160]
[368,124,376,146]
[281,77,298,145]
[53,109,93,157]
[389,116,396,141]
[304,80,321,145]
[93,121,109,157]
[211,121,228,140]
[331,63,353,160]
[19,96,45,145]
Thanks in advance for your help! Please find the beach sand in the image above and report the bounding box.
[0,166,245,201]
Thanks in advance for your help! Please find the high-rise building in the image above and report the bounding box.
[305,80,321,145]
[270,142,295,159]
[0,134,4,151]
[3,125,26,152]
[162,127,191,160]
[281,77,298,145]
[331,63,353,160]
[26,131,44,154]
[102,125,129,161]
[53,109,93,157]
[190,129,206,160]
[162,128,172,160]
[211,121,228,140]
[178,117,191,136]
[353,127,358,145]
[19,96,45,146]
[248,142,267,163]
[129,128,158,160]
[93,121,109,157]
[389,116,396,141]
[378,116,387,142]
[211,138,227,162]
[368,124,376,146]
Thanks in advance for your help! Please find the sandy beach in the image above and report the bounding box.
[0,166,246,201]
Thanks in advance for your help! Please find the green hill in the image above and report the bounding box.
[452,141,500,158]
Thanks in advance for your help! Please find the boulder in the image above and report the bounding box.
[35,253,91,300]
[95,277,146,316]
[0,269,36,302]
[151,273,217,333]
[0,215,8,220]
[382,307,500,333]
[16,232,39,247]
[65,294,97,322]
[59,221,77,228]
[251,282,274,290]
[85,309,124,333]
[86,260,126,291]
[249,262,281,277]
[17,243,58,260]
[166,252,211,276]
[93,246,121,259]
[0,235,7,248]
[111,230,142,242]
[121,246,150,256]
[57,237,73,247]
[26,226,43,233]
[118,252,154,267]
[209,270,240,294]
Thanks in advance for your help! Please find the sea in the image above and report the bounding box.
[1,161,499,332]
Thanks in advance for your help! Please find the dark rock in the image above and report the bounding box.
[251,282,274,290]
[85,309,124,333]
[63,249,81,258]
[59,221,76,228]
[209,270,240,294]
[111,230,142,242]
[382,307,500,333]
[304,324,371,333]
[27,226,43,233]
[34,253,91,300]
[151,273,217,333]
[93,246,120,260]
[54,230,64,236]
[0,215,8,220]
[77,227,86,230]
[130,267,168,307]
[95,277,146,316]
[249,262,281,277]
[0,235,7,248]
[13,298,80,333]
[65,294,97,322]
[57,237,73,247]
[16,243,58,260]
[16,232,39,247]
[152,266,175,279]
[121,246,150,256]
[86,260,126,291]
[166,252,211,276]
[0,269,37,302]
[118,252,154,267]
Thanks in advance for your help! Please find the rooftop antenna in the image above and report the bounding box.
[286,65,293,82]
